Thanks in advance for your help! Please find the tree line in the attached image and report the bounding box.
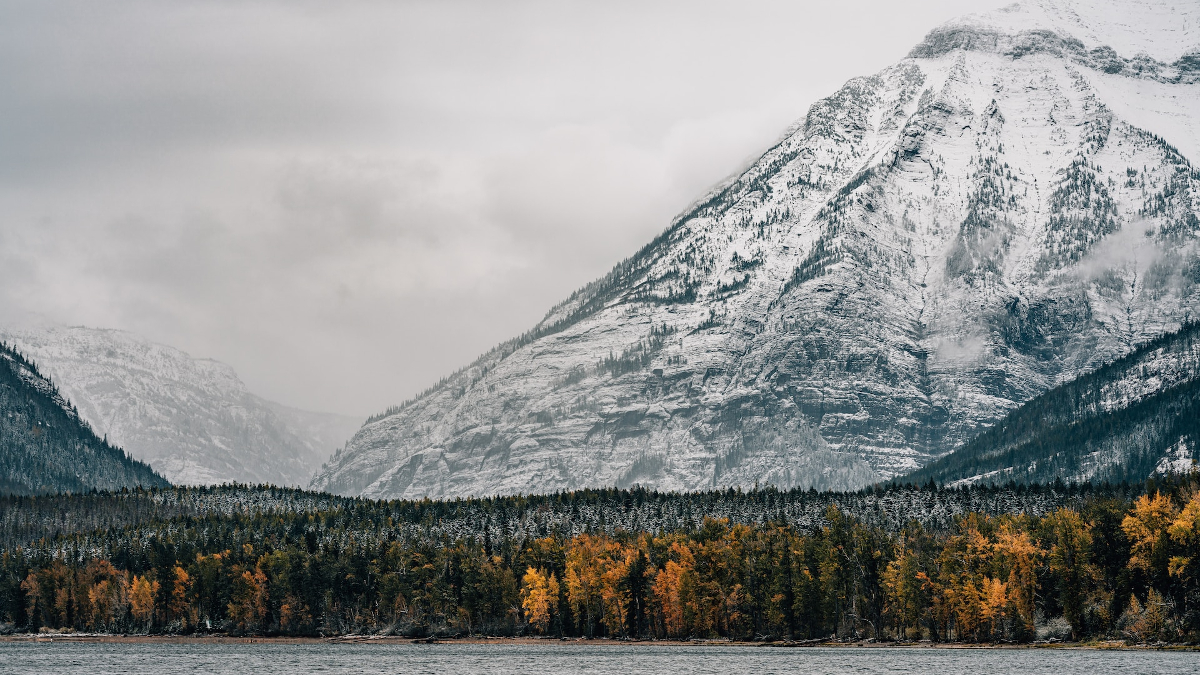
[0,481,1094,552]
[2,476,1199,643]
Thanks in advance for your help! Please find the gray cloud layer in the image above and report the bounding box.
[0,0,1004,416]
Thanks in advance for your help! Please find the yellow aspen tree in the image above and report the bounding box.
[53,586,72,629]
[544,571,561,630]
[1123,492,1179,574]
[882,540,933,640]
[228,567,269,631]
[650,541,694,638]
[995,524,1039,636]
[955,579,984,641]
[169,566,192,627]
[32,561,73,629]
[520,567,560,634]
[88,580,112,631]
[279,595,312,633]
[1043,508,1094,638]
[129,575,159,626]
[652,560,685,638]
[1167,490,1200,582]
[565,535,606,636]
[979,577,1008,640]
[20,573,41,629]
[82,560,121,630]
[936,515,994,642]
[598,542,633,637]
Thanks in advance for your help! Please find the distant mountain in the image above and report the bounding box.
[0,341,168,495]
[900,322,1200,487]
[0,326,362,487]
[313,0,1200,500]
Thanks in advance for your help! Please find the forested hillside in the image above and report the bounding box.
[2,478,1198,643]
[0,342,168,495]
[903,323,1200,487]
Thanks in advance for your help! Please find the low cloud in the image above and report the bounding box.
[0,0,1006,415]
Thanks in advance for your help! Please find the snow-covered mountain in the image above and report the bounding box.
[313,0,1200,500]
[0,326,362,486]
[0,341,168,494]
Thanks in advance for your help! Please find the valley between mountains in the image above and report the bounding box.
[0,326,360,488]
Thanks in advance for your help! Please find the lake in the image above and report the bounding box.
[0,642,1195,674]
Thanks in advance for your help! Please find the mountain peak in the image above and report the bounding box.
[916,0,1200,64]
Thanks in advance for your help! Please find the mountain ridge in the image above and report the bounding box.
[0,341,168,494]
[0,325,362,487]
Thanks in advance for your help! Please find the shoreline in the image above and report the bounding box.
[0,634,1192,650]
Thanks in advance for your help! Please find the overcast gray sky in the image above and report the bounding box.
[0,0,1006,417]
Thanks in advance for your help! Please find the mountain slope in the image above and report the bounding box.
[0,326,361,487]
[314,0,1200,500]
[901,321,1200,486]
[0,342,168,495]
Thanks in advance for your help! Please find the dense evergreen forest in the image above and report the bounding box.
[0,342,168,495]
[903,322,1200,487]
[2,478,1199,644]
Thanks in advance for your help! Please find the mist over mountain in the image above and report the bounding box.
[0,325,361,486]
[311,0,1200,500]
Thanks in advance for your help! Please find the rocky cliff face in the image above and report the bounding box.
[313,0,1200,500]
[0,326,362,486]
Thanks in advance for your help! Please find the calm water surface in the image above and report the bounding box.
[0,643,1195,675]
